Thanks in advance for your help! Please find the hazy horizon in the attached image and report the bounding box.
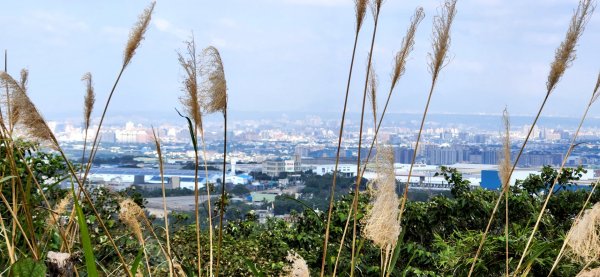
[2,0,599,123]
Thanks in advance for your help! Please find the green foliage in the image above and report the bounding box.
[10,258,47,277]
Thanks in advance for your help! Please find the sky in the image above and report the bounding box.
[1,0,599,124]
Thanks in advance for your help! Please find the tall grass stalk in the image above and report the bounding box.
[397,0,457,243]
[320,1,368,275]
[349,1,383,275]
[177,36,204,276]
[152,128,174,276]
[549,178,600,276]
[355,6,424,196]
[515,70,600,275]
[548,72,600,276]
[200,45,228,277]
[2,67,132,275]
[468,1,594,275]
[499,108,511,277]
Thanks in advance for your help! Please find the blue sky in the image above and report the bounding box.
[1,0,599,123]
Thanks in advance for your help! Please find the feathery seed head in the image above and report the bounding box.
[354,0,368,32]
[82,72,95,131]
[499,108,511,188]
[390,7,425,91]
[590,71,600,105]
[367,62,378,127]
[428,0,457,83]
[546,0,594,94]
[0,71,57,148]
[178,38,203,131]
[566,202,600,264]
[47,194,72,228]
[123,1,155,67]
[363,145,400,250]
[283,251,310,277]
[119,199,145,244]
[577,267,600,277]
[200,46,227,115]
[369,0,384,18]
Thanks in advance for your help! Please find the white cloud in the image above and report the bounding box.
[152,17,188,40]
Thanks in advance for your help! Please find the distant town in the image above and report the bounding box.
[49,113,600,218]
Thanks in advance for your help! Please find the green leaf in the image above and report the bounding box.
[175,108,198,153]
[244,258,264,277]
[0,175,16,184]
[10,258,47,277]
[130,247,144,276]
[73,191,99,277]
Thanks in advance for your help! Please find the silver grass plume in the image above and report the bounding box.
[429,0,457,83]
[0,70,57,148]
[123,1,155,67]
[546,0,594,94]
[119,199,145,244]
[354,0,368,33]
[363,145,400,250]
[200,46,227,115]
[367,62,378,130]
[590,71,600,104]
[82,72,95,131]
[178,37,203,131]
[499,108,511,187]
[566,203,600,264]
[283,251,310,277]
[390,7,424,91]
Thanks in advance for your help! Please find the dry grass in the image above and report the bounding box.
[390,7,424,91]
[363,146,399,276]
[0,70,57,148]
[397,0,457,247]
[119,199,145,244]
[429,0,457,83]
[178,38,202,132]
[577,267,600,277]
[367,62,378,130]
[46,194,72,229]
[319,1,371,274]
[500,108,511,276]
[283,251,310,277]
[566,203,600,264]
[123,1,156,67]
[546,0,594,94]
[200,46,227,115]
[82,72,95,131]
[363,146,399,249]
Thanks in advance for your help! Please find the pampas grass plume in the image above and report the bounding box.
[363,145,400,249]
[47,194,72,228]
[499,108,511,187]
[0,70,57,148]
[590,71,600,104]
[546,0,594,94]
[82,72,95,131]
[201,46,227,115]
[178,37,203,131]
[282,251,309,277]
[429,0,457,83]
[119,199,145,244]
[566,202,600,264]
[123,1,155,67]
[390,7,424,91]
[577,267,600,277]
[354,0,368,32]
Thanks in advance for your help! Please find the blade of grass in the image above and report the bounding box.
[73,189,99,277]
